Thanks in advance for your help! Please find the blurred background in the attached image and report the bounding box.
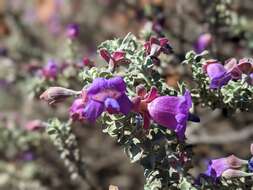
[0,0,253,189]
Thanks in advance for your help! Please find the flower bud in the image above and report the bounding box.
[222,169,253,178]
[24,120,46,131]
[251,143,253,155]
[40,87,80,105]
[66,23,80,39]
[82,57,94,68]
[195,33,212,54]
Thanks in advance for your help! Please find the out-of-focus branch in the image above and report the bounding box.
[187,125,253,144]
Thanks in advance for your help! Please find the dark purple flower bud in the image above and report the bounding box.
[24,120,46,131]
[72,77,132,122]
[40,87,80,105]
[144,36,172,58]
[42,60,58,80]
[203,60,231,89]
[194,33,212,54]
[82,57,94,68]
[99,49,128,71]
[66,23,80,39]
[205,155,248,179]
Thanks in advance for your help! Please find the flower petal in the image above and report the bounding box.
[107,76,126,92]
[105,98,120,114]
[117,94,132,115]
[207,63,227,79]
[87,78,108,95]
[83,100,104,122]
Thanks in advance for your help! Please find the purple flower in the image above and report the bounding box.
[203,60,231,89]
[205,155,247,179]
[144,36,172,57]
[133,86,196,141]
[66,23,80,39]
[70,77,132,122]
[42,60,58,80]
[194,33,212,54]
[147,90,193,140]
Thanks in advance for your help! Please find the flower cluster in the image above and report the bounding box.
[69,76,132,122]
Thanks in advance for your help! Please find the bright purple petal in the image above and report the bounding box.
[207,63,227,79]
[87,78,108,95]
[107,76,126,92]
[205,158,229,178]
[209,73,231,89]
[105,98,120,114]
[117,94,132,115]
[83,100,104,122]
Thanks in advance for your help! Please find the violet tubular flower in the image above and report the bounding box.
[144,36,172,57]
[205,155,248,179]
[203,60,231,89]
[70,77,132,123]
[147,90,193,140]
[194,33,212,54]
[133,86,198,141]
